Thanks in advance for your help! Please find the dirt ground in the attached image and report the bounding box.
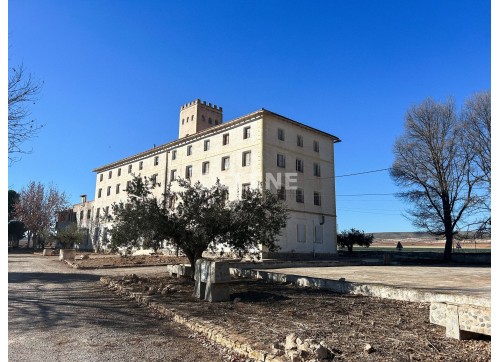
[73,253,190,269]
[70,254,490,361]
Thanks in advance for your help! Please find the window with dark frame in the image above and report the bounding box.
[107,186,111,196]
[154,156,159,166]
[278,128,285,141]
[314,192,321,206]
[223,133,229,145]
[297,135,303,147]
[185,165,192,179]
[242,183,251,198]
[87,209,91,219]
[171,169,177,181]
[127,181,131,189]
[277,186,286,200]
[118,168,121,176]
[108,171,112,179]
[187,145,192,156]
[172,150,177,160]
[98,189,102,198]
[296,188,304,203]
[96,208,100,219]
[313,140,319,152]
[128,164,132,173]
[202,161,210,175]
[139,161,143,170]
[221,156,230,171]
[80,210,84,220]
[242,151,251,167]
[314,163,321,177]
[204,139,210,151]
[116,184,120,194]
[277,154,286,168]
[296,159,304,173]
[100,174,103,182]
[243,127,251,139]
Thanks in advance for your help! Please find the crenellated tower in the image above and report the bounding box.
[178,99,223,138]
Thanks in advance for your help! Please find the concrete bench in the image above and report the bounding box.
[166,264,192,278]
[194,259,230,302]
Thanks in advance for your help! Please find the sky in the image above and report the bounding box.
[6,0,491,233]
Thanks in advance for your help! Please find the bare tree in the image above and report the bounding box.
[14,181,69,249]
[8,64,44,164]
[462,91,491,236]
[390,97,482,260]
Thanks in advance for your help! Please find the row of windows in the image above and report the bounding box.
[170,151,251,180]
[79,209,92,220]
[277,187,322,205]
[181,115,220,125]
[277,154,321,176]
[99,157,160,181]
[278,128,320,152]
[172,127,251,160]
[98,174,158,198]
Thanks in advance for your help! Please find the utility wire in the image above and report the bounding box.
[336,168,392,178]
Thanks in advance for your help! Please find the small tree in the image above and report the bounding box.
[56,224,86,249]
[8,221,26,247]
[337,228,374,253]
[109,176,289,275]
[14,181,69,249]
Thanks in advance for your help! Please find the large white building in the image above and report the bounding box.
[86,99,341,257]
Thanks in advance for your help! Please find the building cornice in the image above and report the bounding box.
[92,108,341,173]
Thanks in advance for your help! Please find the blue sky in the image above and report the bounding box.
[7,0,491,232]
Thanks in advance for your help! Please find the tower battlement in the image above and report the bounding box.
[178,99,223,138]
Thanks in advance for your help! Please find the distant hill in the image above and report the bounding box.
[371,232,433,240]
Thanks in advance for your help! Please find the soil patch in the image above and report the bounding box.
[106,273,490,362]
[73,254,190,269]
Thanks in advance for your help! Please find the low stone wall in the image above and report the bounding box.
[430,302,491,339]
[339,250,491,265]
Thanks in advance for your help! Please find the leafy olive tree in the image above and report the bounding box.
[337,228,374,253]
[108,176,288,274]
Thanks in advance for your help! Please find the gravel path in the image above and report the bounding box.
[8,252,225,362]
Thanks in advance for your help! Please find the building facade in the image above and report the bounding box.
[89,99,341,257]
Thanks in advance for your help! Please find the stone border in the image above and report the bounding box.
[100,277,283,362]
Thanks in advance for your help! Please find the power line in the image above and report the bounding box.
[336,168,391,178]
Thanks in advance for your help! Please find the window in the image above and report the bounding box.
[96,208,100,219]
[172,150,177,160]
[185,165,192,179]
[277,154,286,168]
[80,210,84,220]
[296,159,303,173]
[127,180,131,189]
[108,171,112,179]
[154,156,159,166]
[187,145,192,156]
[215,120,219,125]
[87,209,91,219]
[297,135,303,147]
[296,188,304,203]
[170,169,177,181]
[182,119,185,125]
[297,224,306,243]
[314,192,321,206]
[209,117,212,124]
[278,128,285,141]
[128,164,132,173]
[314,225,323,243]
[98,188,102,198]
[118,168,121,176]
[277,186,286,201]
[168,195,175,209]
[107,186,111,196]
[100,174,103,182]
[242,151,251,167]
[313,140,319,152]
[202,161,210,175]
[242,183,251,198]
[191,115,194,122]
[223,133,229,145]
[221,156,230,171]
[204,139,210,151]
[151,174,158,185]
[243,127,251,139]
[139,161,143,170]
[313,163,321,177]
[116,184,120,194]
[105,206,109,216]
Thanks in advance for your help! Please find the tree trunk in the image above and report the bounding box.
[347,244,353,253]
[442,196,454,261]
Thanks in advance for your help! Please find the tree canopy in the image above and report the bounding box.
[14,181,69,249]
[337,228,373,253]
[108,176,289,273]
[390,93,490,259]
